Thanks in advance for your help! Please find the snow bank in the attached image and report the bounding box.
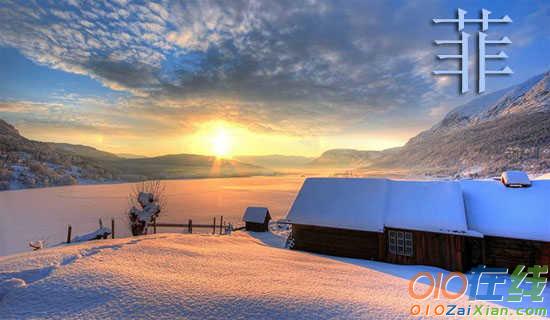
[460,180,550,242]
[286,178,388,232]
[0,233,513,319]
[242,207,269,223]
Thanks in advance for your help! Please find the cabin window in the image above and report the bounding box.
[388,230,413,257]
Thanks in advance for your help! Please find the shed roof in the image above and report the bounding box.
[285,178,388,233]
[460,179,550,242]
[242,207,270,223]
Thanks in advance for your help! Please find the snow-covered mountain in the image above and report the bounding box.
[372,71,550,177]
[310,149,384,168]
[416,71,549,141]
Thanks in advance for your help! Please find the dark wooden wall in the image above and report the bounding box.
[484,236,550,272]
[382,228,469,272]
[245,221,269,232]
[291,224,550,273]
[291,224,381,260]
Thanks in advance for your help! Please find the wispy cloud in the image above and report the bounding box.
[0,0,547,149]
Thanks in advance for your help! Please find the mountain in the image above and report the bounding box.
[371,71,550,177]
[310,149,384,168]
[104,154,274,180]
[234,155,314,169]
[116,153,146,159]
[48,142,120,161]
[0,119,275,190]
[0,119,116,190]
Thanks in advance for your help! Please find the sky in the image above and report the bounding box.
[0,0,548,157]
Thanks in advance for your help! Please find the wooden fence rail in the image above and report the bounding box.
[151,216,238,235]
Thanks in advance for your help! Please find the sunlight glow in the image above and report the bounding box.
[210,127,232,158]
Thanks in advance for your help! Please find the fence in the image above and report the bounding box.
[64,215,242,245]
[152,215,243,235]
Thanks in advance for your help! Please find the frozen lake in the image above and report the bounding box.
[0,176,305,256]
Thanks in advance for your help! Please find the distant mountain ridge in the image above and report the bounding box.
[413,71,550,142]
[2,70,549,187]
[310,149,383,168]
[370,71,550,177]
[47,142,121,161]
[234,155,314,169]
[0,119,116,190]
[0,120,274,190]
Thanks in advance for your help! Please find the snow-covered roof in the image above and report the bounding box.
[285,178,388,233]
[500,170,531,187]
[460,179,550,242]
[287,177,548,240]
[242,207,270,223]
[385,181,480,237]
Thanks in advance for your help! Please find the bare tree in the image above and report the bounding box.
[128,180,167,236]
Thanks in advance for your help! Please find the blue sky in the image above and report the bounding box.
[0,0,548,156]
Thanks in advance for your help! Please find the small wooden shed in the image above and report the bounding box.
[243,207,271,232]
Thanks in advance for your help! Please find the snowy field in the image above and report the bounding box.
[0,176,304,256]
[3,232,545,320]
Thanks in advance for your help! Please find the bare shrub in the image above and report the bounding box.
[127,180,166,236]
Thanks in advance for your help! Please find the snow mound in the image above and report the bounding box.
[0,233,509,319]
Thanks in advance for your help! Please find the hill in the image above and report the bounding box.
[0,120,274,190]
[234,154,314,169]
[47,142,120,161]
[116,153,146,159]
[0,119,116,190]
[310,149,384,168]
[104,154,274,180]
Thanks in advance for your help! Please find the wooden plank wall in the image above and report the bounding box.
[291,224,550,273]
[292,224,381,260]
[245,221,269,232]
[484,236,550,272]
[383,228,467,272]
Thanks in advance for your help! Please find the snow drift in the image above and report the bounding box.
[0,233,513,319]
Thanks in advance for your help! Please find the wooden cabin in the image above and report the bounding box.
[285,173,550,272]
[242,207,271,232]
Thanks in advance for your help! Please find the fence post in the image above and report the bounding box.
[111,218,115,239]
[188,219,192,234]
[220,216,223,235]
[66,225,72,243]
[213,217,216,234]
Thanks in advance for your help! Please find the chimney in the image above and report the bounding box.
[500,170,531,188]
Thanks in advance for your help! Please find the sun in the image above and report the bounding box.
[210,127,232,158]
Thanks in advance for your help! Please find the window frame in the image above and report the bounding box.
[388,230,413,257]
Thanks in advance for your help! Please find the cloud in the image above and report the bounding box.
[0,0,545,139]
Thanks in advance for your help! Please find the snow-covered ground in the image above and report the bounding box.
[1,232,547,319]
